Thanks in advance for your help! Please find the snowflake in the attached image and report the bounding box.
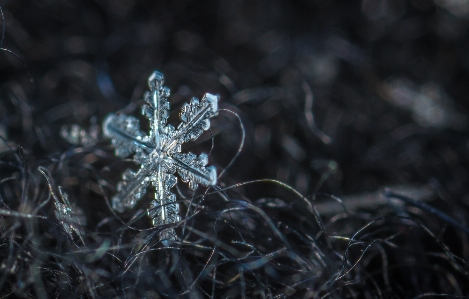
[103,71,219,240]
[60,117,100,147]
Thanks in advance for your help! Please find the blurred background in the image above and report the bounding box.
[1,0,469,298]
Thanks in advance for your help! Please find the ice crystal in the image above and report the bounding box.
[53,187,87,244]
[60,117,100,147]
[103,71,219,240]
[39,167,87,245]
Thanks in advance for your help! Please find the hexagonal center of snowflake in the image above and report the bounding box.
[150,149,166,162]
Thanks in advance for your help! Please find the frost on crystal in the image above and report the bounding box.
[103,71,219,241]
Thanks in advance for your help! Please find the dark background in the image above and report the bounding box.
[1,0,469,298]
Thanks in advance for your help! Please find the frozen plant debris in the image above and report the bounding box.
[103,70,219,240]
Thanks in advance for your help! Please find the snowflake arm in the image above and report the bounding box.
[171,152,216,190]
[147,166,179,240]
[102,114,150,158]
[111,167,152,212]
[163,93,219,151]
[143,71,171,149]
